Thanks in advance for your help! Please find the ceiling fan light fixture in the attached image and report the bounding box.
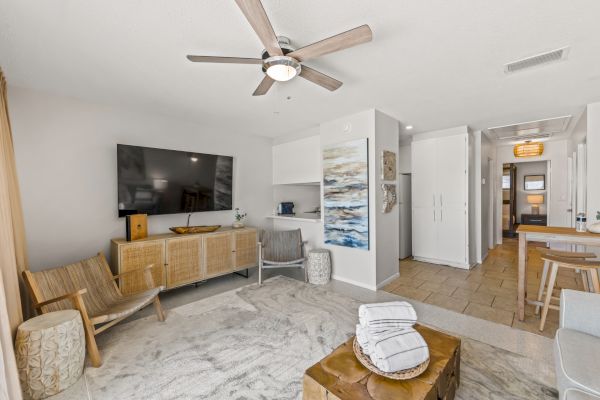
[263,56,301,82]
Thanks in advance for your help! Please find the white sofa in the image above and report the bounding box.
[554,289,600,400]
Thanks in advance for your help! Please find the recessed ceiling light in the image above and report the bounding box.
[190,157,198,162]
[405,125,413,130]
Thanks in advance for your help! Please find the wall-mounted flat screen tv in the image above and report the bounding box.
[117,144,233,217]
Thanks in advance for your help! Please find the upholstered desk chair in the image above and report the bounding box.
[258,229,307,285]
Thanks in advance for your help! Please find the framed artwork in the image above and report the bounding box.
[382,150,396,180]
[524,174,545,190]
[323,139,369,250]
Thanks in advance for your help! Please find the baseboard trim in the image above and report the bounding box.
[331,274,377,292]
[376,272,400,290]
[412,256,471,270]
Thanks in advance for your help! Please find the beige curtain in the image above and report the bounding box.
[0,69,25,399]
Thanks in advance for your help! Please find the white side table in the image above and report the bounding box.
[15,310,85,400]
[307,249,332,285]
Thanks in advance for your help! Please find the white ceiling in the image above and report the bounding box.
[1,0,600,139]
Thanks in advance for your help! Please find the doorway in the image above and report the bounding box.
[399,174,412,259]
[502,161,549,238]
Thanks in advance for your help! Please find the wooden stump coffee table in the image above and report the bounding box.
[303,324,461,400]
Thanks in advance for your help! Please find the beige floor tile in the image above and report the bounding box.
[413,271,448,284]
[452,288,495,306]
[444,277,481,290]
[390,285,432,302]
[466,275,503,287]
[419,281,457,296]
[477,284,514,298]
[424,293,468,313]
[512,318,557,339]
[500,279,517,289]
[490,295,517,312]
[463,303,514,326]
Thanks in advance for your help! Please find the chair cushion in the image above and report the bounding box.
[90,287,162,325]
[555,328,600,398]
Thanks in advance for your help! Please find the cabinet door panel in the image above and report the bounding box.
[234,230,257,270]
[412,207,436,259]
[436,135,467,208]
[437,207,467,265]
[411,139,437,207]
[204,233,233,278]
[119,241,165,295]
[166,236,203,288]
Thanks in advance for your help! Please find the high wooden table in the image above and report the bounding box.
[516,225,600,321]
[303,324,461,400]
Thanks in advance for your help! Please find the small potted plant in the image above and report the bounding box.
[233,208,247,229]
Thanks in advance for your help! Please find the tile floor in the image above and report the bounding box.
[383,239,587,337]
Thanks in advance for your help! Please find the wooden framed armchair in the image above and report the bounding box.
[258,229,308,285]
[23,252,165,367]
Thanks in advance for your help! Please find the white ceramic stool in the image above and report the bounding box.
[15,310,85,400]
[307,249,332,285]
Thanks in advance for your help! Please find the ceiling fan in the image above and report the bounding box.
[186,0,372,96]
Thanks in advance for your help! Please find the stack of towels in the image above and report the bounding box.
[356,301,429,373]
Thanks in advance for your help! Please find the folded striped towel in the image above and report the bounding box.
[358,301,417,333]
[356,324,390,355]
[369,327,429,373]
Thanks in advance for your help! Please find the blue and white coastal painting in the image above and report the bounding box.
[323,138,369,250]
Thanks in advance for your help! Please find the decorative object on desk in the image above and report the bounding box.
[126,213,148,241]
[588,211,600,233]
[526,194,544,215]
[233,207,247,228]
[307,249,331,284]
[524,174,545,190]
[323,138,369,250]
[576,213,587,232]
[277,202,295,216]
[381,150,396,180]
[169,225,221,234]
[15,310,85,399]
[382,183,397,213]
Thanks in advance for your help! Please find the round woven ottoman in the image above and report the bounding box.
[15,310,85,400]
[307,249,332,285]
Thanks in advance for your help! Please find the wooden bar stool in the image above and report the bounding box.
[539,255,600,331]
[535,248,596,314]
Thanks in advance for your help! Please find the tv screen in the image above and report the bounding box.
[117,144,233,217]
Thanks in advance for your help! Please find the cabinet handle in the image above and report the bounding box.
[440,194,443,207]
[433,209,436,222]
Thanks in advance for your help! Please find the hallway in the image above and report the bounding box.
[384,239,587,337]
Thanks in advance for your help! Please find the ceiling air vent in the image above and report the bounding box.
[486,115,572,141]
[504,47,569,74]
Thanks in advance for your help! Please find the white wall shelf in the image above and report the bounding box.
[266,215,322,223]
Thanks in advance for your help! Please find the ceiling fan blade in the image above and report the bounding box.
[235,0,283,57]
[253,75,275,96]
[288,25,372,62]
[186,55,263,64]
[299,66,343,91]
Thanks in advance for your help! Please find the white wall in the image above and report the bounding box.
[9,87,274,271]
[319,109,400,290]
[398,144,411,174]
[374,111,400,288]
[515,161,547,221]
[494,140,570,243]
[587,102,600,225]
[320,110,378,290]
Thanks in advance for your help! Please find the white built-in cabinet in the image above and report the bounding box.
[272,135,321,184]
[411,133,470,269]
